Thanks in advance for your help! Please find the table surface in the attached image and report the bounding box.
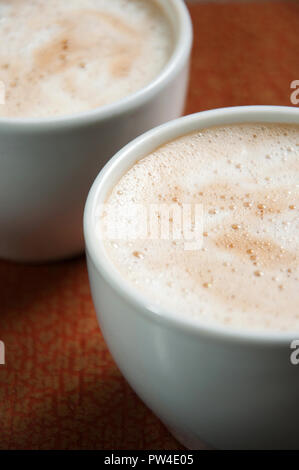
[0,0,298,450]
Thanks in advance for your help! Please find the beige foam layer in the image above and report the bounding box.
[103,123,299,332]
[0,0,172,118]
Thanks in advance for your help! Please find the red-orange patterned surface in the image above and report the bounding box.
[0,1,298,450]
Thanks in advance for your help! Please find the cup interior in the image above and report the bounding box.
[84,105,299,344]
[0,0,192,128]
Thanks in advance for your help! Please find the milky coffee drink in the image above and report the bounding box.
[0,0,172,118]
[102,123,299,332]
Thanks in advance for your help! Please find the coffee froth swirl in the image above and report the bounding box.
[103,123,299,332]
[0,0,172,118]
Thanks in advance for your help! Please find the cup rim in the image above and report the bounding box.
[84,105,299,345]
[0,0,192,131]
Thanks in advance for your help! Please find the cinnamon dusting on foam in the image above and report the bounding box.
[0,0,172,118]
[102,123,299,332]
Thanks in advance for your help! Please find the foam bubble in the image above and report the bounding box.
[0,0,173,118]
[102,123,299,332]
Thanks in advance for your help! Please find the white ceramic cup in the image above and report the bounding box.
[0,0,192,262]
[84,106,299,450]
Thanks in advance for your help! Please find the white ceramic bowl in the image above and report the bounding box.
[0,0,192,262]
[84,106,299,450]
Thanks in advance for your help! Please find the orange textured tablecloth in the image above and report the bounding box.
[0,0,299,450]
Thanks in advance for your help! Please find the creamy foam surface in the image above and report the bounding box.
[102,123,299,332]
[0,0,172,118]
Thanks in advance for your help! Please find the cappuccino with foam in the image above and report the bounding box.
[0,0,172,118]
[102,123,299,332]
